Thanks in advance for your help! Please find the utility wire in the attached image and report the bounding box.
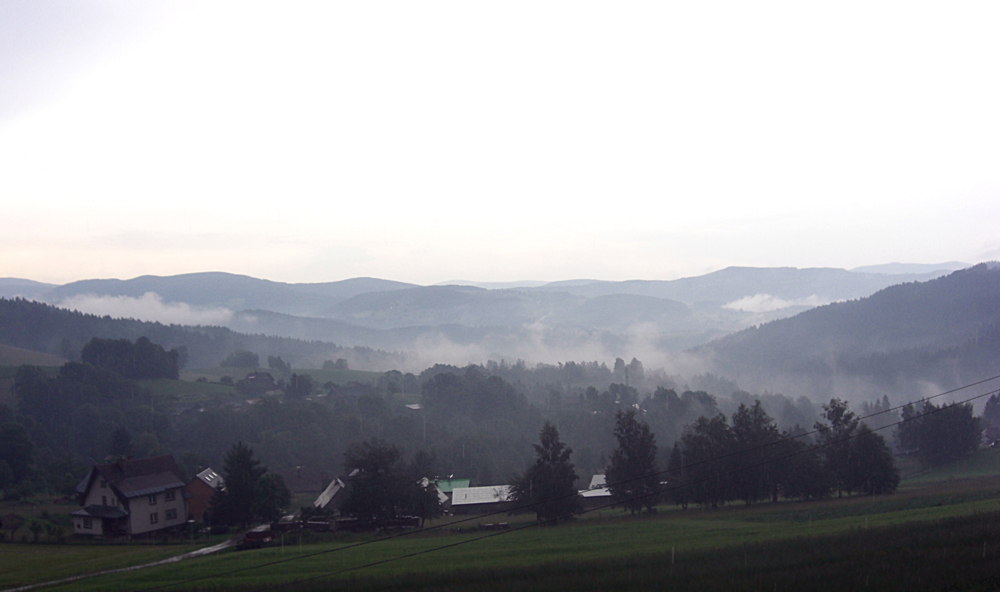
[125,373,1000,592]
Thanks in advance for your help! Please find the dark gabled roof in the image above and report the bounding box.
[72,505,129,519]
[117,472,187,498]
[84,455,188,501]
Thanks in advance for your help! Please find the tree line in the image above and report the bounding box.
[510,398,907,523]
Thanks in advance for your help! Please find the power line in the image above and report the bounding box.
[124,373,1000,592]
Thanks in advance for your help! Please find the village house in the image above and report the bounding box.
[71,455,190,537]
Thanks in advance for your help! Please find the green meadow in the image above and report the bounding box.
[6,451,998,592]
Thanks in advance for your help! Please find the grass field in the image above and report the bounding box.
[4,454,995,592]
[181,367,382,387]
[139,378,237,403]
[4,450,999,591]
[0,344,66,368]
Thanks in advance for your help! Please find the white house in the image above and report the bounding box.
[72,455,190,537]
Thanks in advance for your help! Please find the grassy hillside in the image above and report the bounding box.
[0,343,66,367]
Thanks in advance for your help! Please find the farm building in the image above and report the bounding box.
[451,485,511,514]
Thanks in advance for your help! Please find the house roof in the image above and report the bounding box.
[194,468,224,490]
[451,485,511,506]
[83,455,189,501]
[313,469,359,509]
[313,478,345,509]
[72,505,129,519]
[435,478,471,494]
[579,487,612,498]
[117,472,187,498]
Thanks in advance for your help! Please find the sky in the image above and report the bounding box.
[1,1,999,286]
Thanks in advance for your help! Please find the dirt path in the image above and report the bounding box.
[1,538,236,592]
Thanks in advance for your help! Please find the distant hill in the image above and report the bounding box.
[0,298,402,371]
[1,265,981,371]
[529,266,957,306]
[0,278,57,301]
[851,262,968,275]
[702,264,1000,400]
[49,272,416,317]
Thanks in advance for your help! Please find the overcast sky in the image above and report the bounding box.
[1,1,998,285]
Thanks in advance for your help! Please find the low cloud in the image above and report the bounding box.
[722,293,829,313]
[59,292,233,325]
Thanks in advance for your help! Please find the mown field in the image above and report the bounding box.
[4,449,999,592]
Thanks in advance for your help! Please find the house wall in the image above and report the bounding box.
[83,477,123,508]
[129,487,188,535]
[72,515,102,535]
[188,479,216,522]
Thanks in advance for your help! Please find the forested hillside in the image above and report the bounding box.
[704,264,1000,396]
[0,298,401,370]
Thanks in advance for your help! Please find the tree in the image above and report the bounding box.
[606,409,659,515]
[267,356,291,375]
[730,401,781,504]
[407,451,443,526]
[220,350,259,368]
[847,425,899,495]
[898,401,981,468]
[665,442,689,509]
[0,422,33,485]
[815,399,859,497]
[210,442,266,529]
[510,422,580,523]
[778,434,833,501]
[341,439,411,524]
[108,427,133,458]
[254,473,291,523]
[80,337,179,380]
[680,414,734,509]
[982,394,1000,442]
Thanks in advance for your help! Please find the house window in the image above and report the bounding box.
[83,518,93,529]
[149,493,157,505]
[165,489,176,501]
[165,509,177,520]
[150,512,158,524]
[100,479,107,488]
[102,496,107,506]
